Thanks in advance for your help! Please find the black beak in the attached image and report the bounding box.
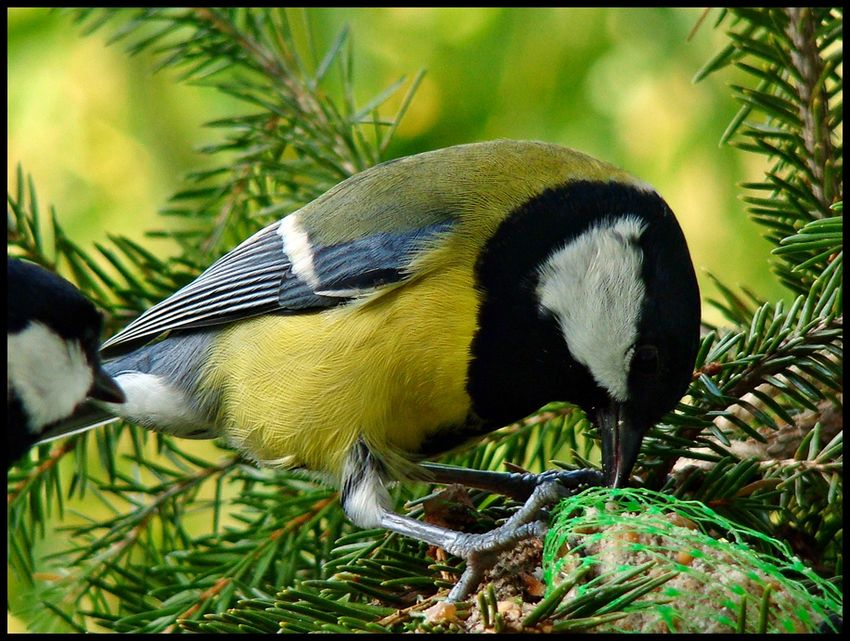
[596,400,642,488]
[89,366,125,404]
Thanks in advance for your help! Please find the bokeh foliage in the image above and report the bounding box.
[8,7,788,322]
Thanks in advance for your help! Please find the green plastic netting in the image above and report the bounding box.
[542,487,841,633]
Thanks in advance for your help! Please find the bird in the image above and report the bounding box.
[39,140,702,600]
[7,258,125,467]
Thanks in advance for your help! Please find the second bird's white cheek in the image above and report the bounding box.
[8,323,93,430]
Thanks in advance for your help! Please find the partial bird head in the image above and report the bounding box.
[534,183,701,487]
[7,258,126,434]
[468,178,701,488]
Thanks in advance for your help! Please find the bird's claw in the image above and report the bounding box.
[442,469,603,601]
[444,520,548,602]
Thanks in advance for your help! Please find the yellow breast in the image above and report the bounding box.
[202,262,479,481]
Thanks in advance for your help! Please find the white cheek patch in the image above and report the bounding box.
[7,323,93,431]
[537,216,647,402]
[278,214,320,289]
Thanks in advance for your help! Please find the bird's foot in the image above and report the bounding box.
[377,467,604,602]
[443,518,548,602]
[441,475,600,601]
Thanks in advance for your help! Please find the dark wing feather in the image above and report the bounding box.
[101,218,453,357]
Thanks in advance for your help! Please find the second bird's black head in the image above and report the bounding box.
[7,258,125,462]
[468,180,701,487]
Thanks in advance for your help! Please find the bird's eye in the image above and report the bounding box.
[632,344,660,376]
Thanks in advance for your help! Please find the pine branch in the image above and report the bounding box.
[695,8,842,295]
[784,7,839,210]
[636,5,844,587]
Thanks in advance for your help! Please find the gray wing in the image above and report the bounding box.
[101,216,453,356]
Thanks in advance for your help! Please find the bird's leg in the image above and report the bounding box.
[340,440,603,602]
[379,480,569,601]
[419,462,604,502]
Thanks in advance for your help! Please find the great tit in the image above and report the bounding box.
[42,140,701,600]
[7,258,125,467]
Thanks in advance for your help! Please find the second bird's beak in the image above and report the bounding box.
[596,400,642,488]
[89,367,126,404]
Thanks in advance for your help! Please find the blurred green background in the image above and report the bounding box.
[7,8,790,631]
[8,8,788,322]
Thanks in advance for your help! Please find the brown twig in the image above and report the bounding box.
[783,8,840,213]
